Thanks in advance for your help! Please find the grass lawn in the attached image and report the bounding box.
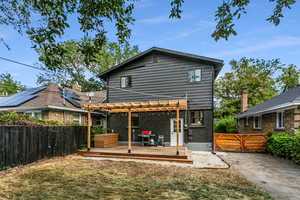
[0,156,272,200]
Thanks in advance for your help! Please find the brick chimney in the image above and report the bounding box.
[72,83,81,92]
[241,89,248,112]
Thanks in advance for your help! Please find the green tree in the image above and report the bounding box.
[215,58,281,118]
[0,73,25,96]
[277,64,300,92]
[91,41,139,73]
[0,0,296,61]
[36,40,139,91]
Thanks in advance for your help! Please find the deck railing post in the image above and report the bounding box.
[128,110,132,153]
[176,108,180,155]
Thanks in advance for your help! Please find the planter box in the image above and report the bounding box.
[94,133,119,148]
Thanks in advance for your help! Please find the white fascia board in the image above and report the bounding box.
[237,102,300,118]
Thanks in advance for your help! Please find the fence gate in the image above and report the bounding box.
[214,133,267,152]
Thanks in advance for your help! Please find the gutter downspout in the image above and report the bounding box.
[212,69,215,154]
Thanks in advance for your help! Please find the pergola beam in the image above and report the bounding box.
[84,99,187,112]
[84,99,187,155]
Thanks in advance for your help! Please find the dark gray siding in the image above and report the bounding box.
[107,52,214,110]
[188,110,213,143]
[109,110,213,144]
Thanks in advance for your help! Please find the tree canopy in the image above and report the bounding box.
[0,73,25,96]
[36,40,139,92]
[215,58,299,118]
[0,0,296,66]
[276,64,300,92]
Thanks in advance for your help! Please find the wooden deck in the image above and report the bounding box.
[78,145,193,164]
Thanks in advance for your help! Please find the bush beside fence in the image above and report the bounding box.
[267,133,300,165]
[0,126,87,170]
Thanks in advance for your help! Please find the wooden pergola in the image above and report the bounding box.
[84,99,187,155]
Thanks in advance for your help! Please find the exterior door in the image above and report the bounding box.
[170,118,184,146]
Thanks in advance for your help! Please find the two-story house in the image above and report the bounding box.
[99,47,223,150]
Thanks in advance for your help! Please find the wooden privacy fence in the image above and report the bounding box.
[0,126,86,170]
[214,133,268,152]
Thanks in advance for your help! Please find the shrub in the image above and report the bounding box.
[291,134,300,165]
[214,116,237,133]
[266,130,274,137]
[92,125,109,135]
[267,132,300,165]
[0,112,77,126]
[267,133,294,159]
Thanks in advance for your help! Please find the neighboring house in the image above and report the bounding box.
[237,86,300,134]
[0,83,106,126]
[99,47,223,150]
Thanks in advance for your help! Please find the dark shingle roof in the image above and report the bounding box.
[237,85,300,118]
[0,83,106,111]
[99,47,224,79]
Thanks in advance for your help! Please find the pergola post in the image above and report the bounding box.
[176,108,180,155]
[128,110,132,153]
[87,110,92,151]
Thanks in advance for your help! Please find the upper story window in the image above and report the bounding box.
[190,111,204,126]
[276,111,284,129]
[253,116,262,129]
[120,76,131,88]
[188,69,201,82]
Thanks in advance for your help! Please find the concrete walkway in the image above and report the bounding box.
[220,152,300,200]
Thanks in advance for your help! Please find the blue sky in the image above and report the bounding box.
[1,0,300,87]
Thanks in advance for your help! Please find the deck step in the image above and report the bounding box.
[80,153,193,164]
[78,151,193,164]
[78,151,189,159]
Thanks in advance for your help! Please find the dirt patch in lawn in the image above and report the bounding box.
[0,156,272,200]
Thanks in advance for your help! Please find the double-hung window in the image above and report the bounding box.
[120,76,131,88]
[253,116,262,129]
[188,69,201,82]
[276,111,284,129]
[190,111,204,126]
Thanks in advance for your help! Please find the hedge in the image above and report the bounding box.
[214,116,237,133]
[0,112,80,126]
[267,132,300,165]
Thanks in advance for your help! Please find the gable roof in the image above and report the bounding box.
[0,83,106,113]
[237,85,300,118]
[99,47,224,79]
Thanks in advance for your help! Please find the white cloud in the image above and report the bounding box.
[211,36,300,57]
[197,20,215,27]
[137,15,174,24]
[135,0,153,9]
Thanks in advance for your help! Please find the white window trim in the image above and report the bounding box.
[73,113,81,124]
[253,115,262,129]
[120,76,131,88]
[188,69,202,82]
[276,111,285,129]
[25,110,42,120]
